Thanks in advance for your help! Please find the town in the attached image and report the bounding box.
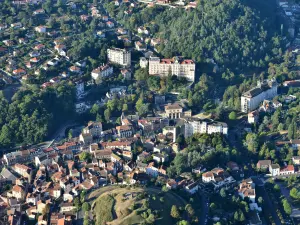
[0,0,299,225]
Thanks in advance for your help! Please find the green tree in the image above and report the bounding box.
[282,199,292,215]
[104,108,111,122]
[245,133,259,153]
[82,202,91,212]
[228,111,237,120]
[170,205,180,219]
[185,204,195,217]
[79,152,92,161]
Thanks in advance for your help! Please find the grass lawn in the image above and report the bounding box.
[93,194,115,225]
[92,187,186,225]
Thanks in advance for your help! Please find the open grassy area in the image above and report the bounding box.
[93,194,115,225]
[92,187,186,225]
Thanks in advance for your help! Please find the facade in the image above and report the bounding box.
[248,111,259,124]
[107,48,131,67]
[116,125,133,138]
[184,119,228,137]
[165,103,183,119]
[148,56,195,81]
[269,164,280,176]
[241,80,278,113]
[91,64,113,80]
[238,178,256,202]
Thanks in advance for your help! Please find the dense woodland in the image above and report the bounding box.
[0,83,75,148]
[108,0,283,73]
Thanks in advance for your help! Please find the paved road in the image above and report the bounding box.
[256,185,282,225]
[276,182,300,218]
[197,191,209,225]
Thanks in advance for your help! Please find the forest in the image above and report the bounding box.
[108,0,283,73]
[0,82,75,148]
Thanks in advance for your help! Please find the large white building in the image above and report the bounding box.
[184,118,228,137]
[241,79,278,113]
[107,48,131,67]
[91,64,113,80]
[148,56,195,81]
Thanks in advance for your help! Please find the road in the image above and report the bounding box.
[276,182,300,218]
[256,185,282,225]
[197,191,209,225]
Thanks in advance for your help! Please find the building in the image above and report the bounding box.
[202,168,235,190]
[116,125,133,138]
[248,110,259,124]
[279,165,294,176]
[256,160,271,170]
[13,164,32,179]
[184,118,228,137]
[35,26,46,33]
[238,178,256,202]
[148,56,195,81]
[269,164,280,176]
[107,48,131,67]
[292,156,300,165]
[91,64,113,80]
[140,57,148,68]
[165,103,183,119]
[241,80,278,113]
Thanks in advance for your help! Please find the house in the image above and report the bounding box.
[256,160,271,170]
[116,125,133,138]
[292,156,300,165]
[238,178,256,202]
[279,165,294,176]
[12,185,25,200]
[153,153,168,163]
[166,179,177,189]
[91,64,113,80]
[69,66,81,73]
[13,68,26,77]
[13,164,32,179]
[120,69,131,80]
[291,139,300,150]
[248,110,259,124]
[146,162,159,177]
[106,21,114,28]
[11,22,22,29]
[60,202,76,212]
[202,168,235,190]
[185,181,199,194]
[135,41,147,51]
[35,26,46,33]
[269,164,280,176]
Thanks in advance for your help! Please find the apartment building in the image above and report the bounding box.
[241,79,278,113]
[148,56,195,81]
[91,64,113,80]
[107,48,131,67]
[184,118,228,137]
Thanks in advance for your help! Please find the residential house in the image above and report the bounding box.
[256,160,271,170]
[238,178,256,202]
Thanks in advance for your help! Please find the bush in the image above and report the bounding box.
[228,111,237,120]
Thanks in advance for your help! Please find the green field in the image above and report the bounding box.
[92,187,186,225]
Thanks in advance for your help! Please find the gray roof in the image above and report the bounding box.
[0,168,17,183]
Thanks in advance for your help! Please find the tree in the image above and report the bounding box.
[288,119,297,140]
[290,188,300,200]
[245,133,259,153]
[82,202,91,212]
[170,205,180,219]
[228,111,237,120]
[122,103,128,112]
[104,108,111,122]
[185,204,195,217]
[258,197,263,204]
[79,152,91,161]
[176,133,185,146]
[282,199,292,215]
[274,184,281,192]
[178,220,190,225]
[220,188,226,198]
[68,129,73,139]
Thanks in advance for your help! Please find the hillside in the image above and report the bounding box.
[92,187,187,225]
